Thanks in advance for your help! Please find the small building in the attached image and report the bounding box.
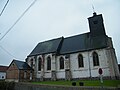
[0,65,8,80]
[6,60,33,82]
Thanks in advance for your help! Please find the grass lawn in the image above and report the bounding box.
[32,80,120,87]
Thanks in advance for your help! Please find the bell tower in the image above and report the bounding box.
[88,12,106,37]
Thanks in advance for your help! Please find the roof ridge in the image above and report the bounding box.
[38,37,63,44]
[0,65,8,67]
[64,32,90,39]
[13,59,25,63]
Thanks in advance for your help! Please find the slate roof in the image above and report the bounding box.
[60,33,108,54]
[28,32,108,56]
[29,37,63,56]
[13,60,32,70]
[0,65,8,72]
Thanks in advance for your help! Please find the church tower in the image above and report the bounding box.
[88,12,120,79]
[88,12,106,37]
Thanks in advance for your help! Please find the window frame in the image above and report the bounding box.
[78,54,84,68]
[93,52,100,66]
[47,56,51,70]
[59,57,64,70]
[30,59,33,68]
[38,57,42,71]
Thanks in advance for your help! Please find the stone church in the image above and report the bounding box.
[26,12,120,81]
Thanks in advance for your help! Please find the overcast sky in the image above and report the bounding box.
[0,0,120,66]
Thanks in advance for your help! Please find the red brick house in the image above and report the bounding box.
[6,60,33,82]
[0,65,8,80]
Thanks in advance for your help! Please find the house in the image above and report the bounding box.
[0,65,8,80]
[6,60,33,82]
[26,12,120,81]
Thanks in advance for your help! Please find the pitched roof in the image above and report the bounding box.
[13,60,32,70]
[60,33,108,54]
[28,32,108,56]
[29,37,63,56]
[0,65,8,72]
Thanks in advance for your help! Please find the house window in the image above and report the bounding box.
[78,54,84,68]
[38,57,42,71]
[59,57,64,69]
[93,52,99,66]
[47,56,51,70]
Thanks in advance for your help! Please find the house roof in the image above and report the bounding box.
[28,32,108,56]
[13,60,32,70]
[29,37,63,56]
[0,65,8,72]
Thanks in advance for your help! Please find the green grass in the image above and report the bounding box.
[32,80,120,87]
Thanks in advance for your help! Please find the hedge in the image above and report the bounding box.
[0,81,15,90]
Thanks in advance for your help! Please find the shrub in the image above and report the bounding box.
[0,81,15,90]
[7,81,15,90]
[72,82,76,86]
[79,82,84,86]
[0,81,7,90]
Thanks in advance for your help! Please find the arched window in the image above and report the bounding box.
[47,56,51,70]
[93,52,99,66]
[59,57,64,69]
[38,57,42,71]
[31,59,33,68]
[78,54,84,68]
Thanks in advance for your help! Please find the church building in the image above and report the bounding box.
[26,13,120,81]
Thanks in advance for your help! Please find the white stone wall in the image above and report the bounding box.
[60,48,113,78]
[36,71,41,78]
[56,71,65,79]
[105,48,120,78]
[27,56,35,69]
[44,54,52,78]
[70,52,89,78]
[27,48,119,80]
[89,49,110,77]
[56,55,65,79]
[36,55,43,78]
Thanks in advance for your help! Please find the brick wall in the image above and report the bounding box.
[6,61,34,82]
[19,70,34,81]
[6,62,19,80]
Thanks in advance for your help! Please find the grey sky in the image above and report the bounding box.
[0,0,120,66]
